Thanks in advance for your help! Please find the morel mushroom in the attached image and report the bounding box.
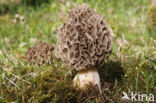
[25,41,54,66]
[56,5,113,90]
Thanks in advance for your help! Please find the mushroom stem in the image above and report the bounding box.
[73,67,101,91]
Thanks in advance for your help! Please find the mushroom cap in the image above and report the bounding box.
[57,5,112,71]
[25,41,54,66]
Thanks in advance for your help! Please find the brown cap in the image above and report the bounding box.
[25,41,54,66]
[57,5,112,71]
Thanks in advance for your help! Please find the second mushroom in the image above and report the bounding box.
[56,5,113,91]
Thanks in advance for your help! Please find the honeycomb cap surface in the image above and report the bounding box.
[57,5,112,71]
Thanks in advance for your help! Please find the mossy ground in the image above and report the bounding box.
[0,0,156,103]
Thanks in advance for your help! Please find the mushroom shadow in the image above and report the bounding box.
[97,61,125,88]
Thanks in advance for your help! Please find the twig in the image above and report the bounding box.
[5,77,21,90]
[8,77,16,87]
[82,96,95,103]
[0,67,32,85]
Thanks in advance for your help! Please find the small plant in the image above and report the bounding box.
[148,6,156,25]
[21,0,50,7]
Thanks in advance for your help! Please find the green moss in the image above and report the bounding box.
[148,6,156,25]
[0,62,100,103]
[33,67,81,103]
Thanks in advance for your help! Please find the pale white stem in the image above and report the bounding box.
[73,67,101,91]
